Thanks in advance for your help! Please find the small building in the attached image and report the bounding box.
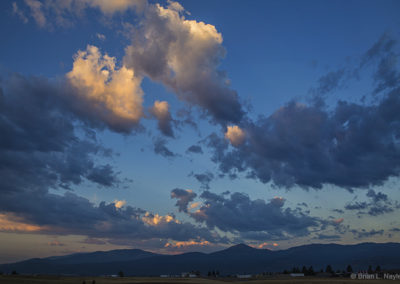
[290,273,305,277]
[237,274,252,278]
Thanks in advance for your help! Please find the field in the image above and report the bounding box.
[0,276,393,284]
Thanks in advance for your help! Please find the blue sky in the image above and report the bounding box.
[0,0,400,263]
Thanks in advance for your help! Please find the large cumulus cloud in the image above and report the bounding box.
[123,1,245,125]
[206,35,400,190]
[67,45,144,133]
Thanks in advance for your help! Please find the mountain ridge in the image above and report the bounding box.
[1,242,400,276]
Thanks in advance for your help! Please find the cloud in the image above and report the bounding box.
[351,229,384,239]
[0,214,45,232]
[67,45,144,133]
[96,33,106,40]
[164,239,210,249]
[225,125,245,147]
[311,69,345,96]
[24,0,46,27]
[114,200,127,209]
[207,86,400,189]
[149,100,174,137]
[48,240,65,246]
[12,2,28,23]
[173,190,320,238]
[0,72,219,245]
[124,1,245,125]
[358,33,399,94]
[171,188,197,213]
[85,0,146,14]
[186,145,203,154]
[192,171,214,189]
[153,137,177,158]
[314,233,341,240]
[201,33,400,190]
[14,0,147,28]
[344,189,399,216]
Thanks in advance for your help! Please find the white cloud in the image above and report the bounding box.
[96,33,106,41]
[124,1,244,124]
[67,45,144,132]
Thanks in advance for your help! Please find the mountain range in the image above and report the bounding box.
[1,242,400,276]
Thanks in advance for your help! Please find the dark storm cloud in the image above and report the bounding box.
[153,137,177,157]
[344,189,399,216]
[186,145,203,154]
[173,190,320,238]
[171,188,197,213]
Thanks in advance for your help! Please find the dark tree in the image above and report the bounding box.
[326,265,333,274]
[346,265,353,273]
[376,265,381,272]
[367,265,373,274]
[302,266,308,274]
[118,270,124,277]
[11,270,18,275]
[308,266,315,275]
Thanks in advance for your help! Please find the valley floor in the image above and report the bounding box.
[0,275,394,284]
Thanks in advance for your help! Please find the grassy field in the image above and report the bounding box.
[0,276,394,284]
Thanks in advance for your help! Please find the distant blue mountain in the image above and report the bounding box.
[1,242,399,276]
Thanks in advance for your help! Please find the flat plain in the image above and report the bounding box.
[0,276,394,284]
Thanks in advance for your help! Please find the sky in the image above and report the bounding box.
[0,0,400,264]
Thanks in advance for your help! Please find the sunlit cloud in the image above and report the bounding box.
[67,45,144,131]
[164,239,210,248]
[333,218,344,224]
[225,125,245,146]
[47,240,65,246]
[142,212,179,226]
[0,214,45,232]
[114,200,127,209]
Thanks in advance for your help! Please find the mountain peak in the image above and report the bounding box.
[225,243,256,252]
